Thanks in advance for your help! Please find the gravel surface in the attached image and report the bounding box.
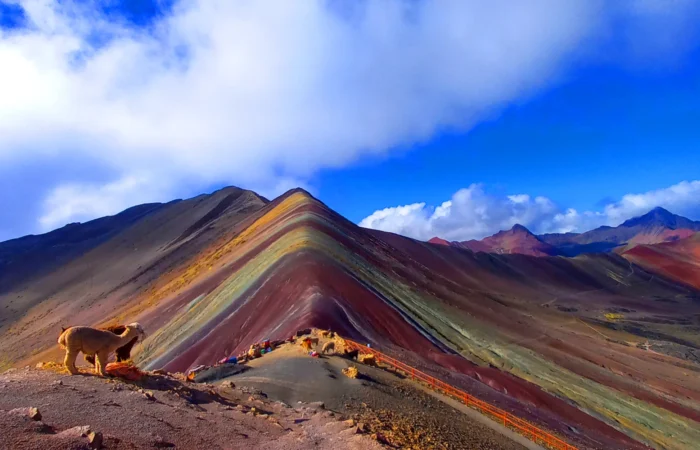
[0,366,384,450]
[227,344,528,450]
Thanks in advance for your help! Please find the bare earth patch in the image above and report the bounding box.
[0,366,384,450]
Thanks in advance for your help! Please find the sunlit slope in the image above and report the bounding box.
[126,190,700,450]
[4,188,698,449]
[623,233,700,290]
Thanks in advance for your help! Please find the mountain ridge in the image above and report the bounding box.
[430,223,559,256]
[431,207,700,257]
[2,187,700,450]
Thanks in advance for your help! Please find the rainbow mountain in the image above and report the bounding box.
[1,188,700,450]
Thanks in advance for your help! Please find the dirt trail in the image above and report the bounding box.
[0,365,384,450]
[226,343,528,450]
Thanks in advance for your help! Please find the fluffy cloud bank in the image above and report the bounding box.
[359,180,700,241]
[1,0,699,236]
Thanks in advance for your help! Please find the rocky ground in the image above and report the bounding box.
[0,365,385,450]
[0,340,531,450]
[224,343,528,450]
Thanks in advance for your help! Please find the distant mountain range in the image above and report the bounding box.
[429,207,700,257]
[429,224,558,257]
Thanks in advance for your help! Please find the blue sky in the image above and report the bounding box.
[1,0,700,242]
[322,59,700,222]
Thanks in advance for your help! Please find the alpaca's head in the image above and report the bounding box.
[126,322,146,339]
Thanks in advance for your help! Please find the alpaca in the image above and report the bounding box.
[321,341,335,354]
[60,325,139,366]
[358,353,377,367]
[58,323,145,376]
[301,339,313,351]
[343,349,359,360]
[300,337,319,351]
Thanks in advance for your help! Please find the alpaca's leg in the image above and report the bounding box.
[95,350,108,376]
[64,349,79,375]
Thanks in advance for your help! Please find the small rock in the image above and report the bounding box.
[144,391,156,401]
[343,419,355,427]
[8,407,42,421]
[371,432,390,445]
[35,363,44,369]
[308,401,325,410]
[88,431,103,449]
[235,404,246,411]
[52,380,63,386]
[57,425,91,438]
[356,422,367,434]
[258,414,269,419]
[29,407,41,421]
[153,435,176,448]
[222,381,236,389]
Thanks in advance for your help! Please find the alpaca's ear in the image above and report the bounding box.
[61,326,67,333]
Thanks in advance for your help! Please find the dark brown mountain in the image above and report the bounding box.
[0,186,268,338]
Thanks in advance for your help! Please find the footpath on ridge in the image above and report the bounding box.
[214,328,577,450]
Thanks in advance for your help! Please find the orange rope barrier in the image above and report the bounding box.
[343,339,578,450]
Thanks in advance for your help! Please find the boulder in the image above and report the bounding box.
[193,363,248,383]
[8,407,42,421]
[88,431,103,449]
[342,366,359,378]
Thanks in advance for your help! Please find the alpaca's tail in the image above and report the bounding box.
[57,328,68,349]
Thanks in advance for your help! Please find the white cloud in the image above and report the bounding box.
[603,181,700,224]
[359,202,432,239]
[38,174,170,231]
[359,180,700,241]
[1,0,699,235]
[359,184,564,241]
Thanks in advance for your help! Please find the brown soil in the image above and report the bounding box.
[0,365,384,450]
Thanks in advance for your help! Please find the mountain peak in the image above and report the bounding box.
[621,207,695,229]
[650,206,672,214]
[510,224,531,234]
[281,187,316,201]
[428,237,451,246]
[433,223,557,256]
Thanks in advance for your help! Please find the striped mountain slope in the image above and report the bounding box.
[2,189,700,450]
